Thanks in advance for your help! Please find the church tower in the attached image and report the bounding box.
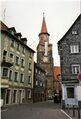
[37,14,54,97]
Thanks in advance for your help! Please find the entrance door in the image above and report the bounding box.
[67,87,74,98]
[1,88,6,105]
[6,89,10,104]
[19,90,22,103]
[13,90,17,103]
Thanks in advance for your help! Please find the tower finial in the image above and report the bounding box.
[43,12,45,17]
[39,13,50,36]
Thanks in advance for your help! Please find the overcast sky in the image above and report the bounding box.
[1,0,81,66]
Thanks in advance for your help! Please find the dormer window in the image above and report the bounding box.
[11,30,14,35]
[10,39,14,48]
[18,36,21,40]
[8,27,16,35]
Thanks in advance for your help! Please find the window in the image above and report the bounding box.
[6,89,10,104]
[10,40,14,47]
[3,50,7,61]
[2,68,8,77]
[72,30,77,35]
[36,80,38,86]
[21,59,24,67]
[17,43,20,51]
[43,83,45,87]
[28,76,32,84]
[28,90,31,99]
[14,72,18,81]
[35,68,37,73]
[20,74,24,83]
[16,56,19,65]
[39,70,41,74]
[72,64,80,74]
[9,70,12,80]
[40,82,42,86]
[22,47,25,54]
[3,50,7,56]
[29,63,31,70]
[10,53,13,62]
[10,53,13,58]
[70,45,79,53]
[29,52,32,58]
[67,87,74,98]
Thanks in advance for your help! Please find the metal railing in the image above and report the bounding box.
[66,104,81,119]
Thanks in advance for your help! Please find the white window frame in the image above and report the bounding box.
[70,45,79,53]
[20,74,24,83]
[10,52,14,62]
[21,59,25,67]
[15,56,19,65]
[72,30,77,35]
[72,64,80,74]
[36,80,38,86]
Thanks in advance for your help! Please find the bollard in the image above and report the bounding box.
[73,105,75,117]
[67,104,70,114]
[78,107,80,119]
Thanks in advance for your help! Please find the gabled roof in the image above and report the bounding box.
[58,14,81,45]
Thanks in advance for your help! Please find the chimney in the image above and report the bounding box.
[8,27,16,35]
[21,38,27,45]
[15,32,22,40]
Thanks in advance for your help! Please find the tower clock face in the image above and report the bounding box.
[43,56,48,62]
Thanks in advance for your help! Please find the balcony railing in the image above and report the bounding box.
[1,56,13,67]
[61,74,79,83]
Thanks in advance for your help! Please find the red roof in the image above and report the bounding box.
[40,16,48,33]
[54,66,60,80]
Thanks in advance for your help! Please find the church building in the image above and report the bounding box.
[37,14,54,98]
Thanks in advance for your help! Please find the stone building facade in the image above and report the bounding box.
[33,63,47,102]
[1,21,35,106]
[37,15,54,97]
[58,14,81,108]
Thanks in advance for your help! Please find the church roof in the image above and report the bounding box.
[39,14,50,36]
[41,15,48,33]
